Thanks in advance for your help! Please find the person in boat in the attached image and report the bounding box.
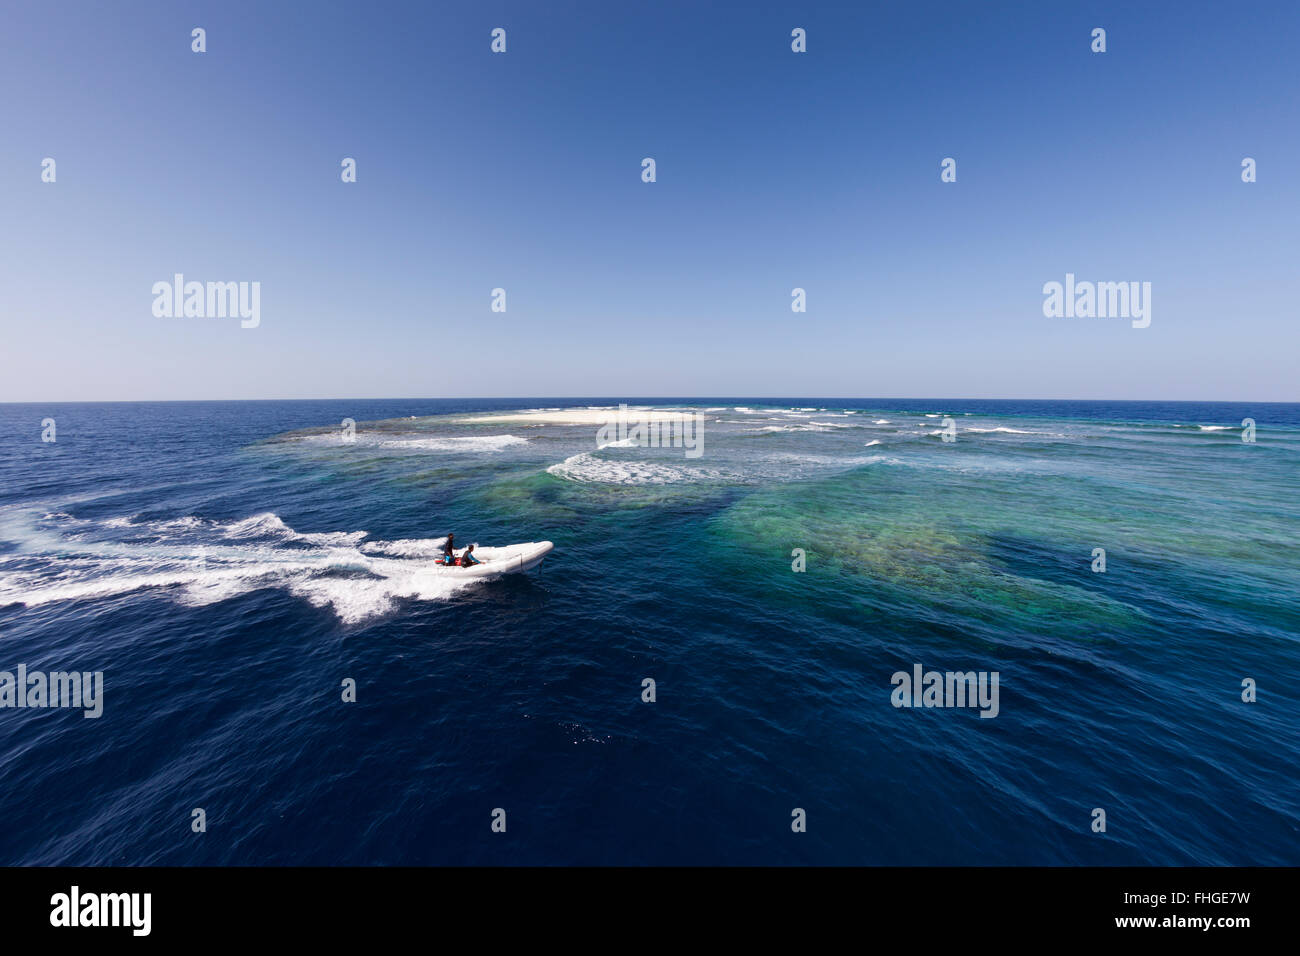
[459,544,480,567]
[441,534,455,563]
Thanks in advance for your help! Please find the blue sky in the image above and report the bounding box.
[2,0,1297,401]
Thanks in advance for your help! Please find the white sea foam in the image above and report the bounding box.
[759,420,857,432]
[765,452,897,468]
[0,510,500,625]
[462,409,683,425]
[546,452,730,485]
[296,433,528,452]
[224,512,294,538]
[359,538,448,559]
[377,435,529,452]
[544,443,905,485]
[100,515,206,534]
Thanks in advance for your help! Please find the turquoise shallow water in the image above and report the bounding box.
[0,398,1297,864]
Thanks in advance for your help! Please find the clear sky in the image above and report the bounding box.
[1,0,1296,402]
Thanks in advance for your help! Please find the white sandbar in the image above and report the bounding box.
[458,408,694,425]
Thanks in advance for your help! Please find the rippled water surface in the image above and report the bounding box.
[1,398,1296,864]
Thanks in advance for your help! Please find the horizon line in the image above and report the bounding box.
[2,396,1297,406]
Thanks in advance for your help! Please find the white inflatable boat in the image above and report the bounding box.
[434,541,553,576]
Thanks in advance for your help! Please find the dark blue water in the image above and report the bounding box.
[1,398,1297,864]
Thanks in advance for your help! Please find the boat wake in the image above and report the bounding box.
[0,508,498,624]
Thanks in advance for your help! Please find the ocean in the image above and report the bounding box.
[1,398,1296,865]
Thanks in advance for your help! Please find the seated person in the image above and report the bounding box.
[459,544,480,567]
